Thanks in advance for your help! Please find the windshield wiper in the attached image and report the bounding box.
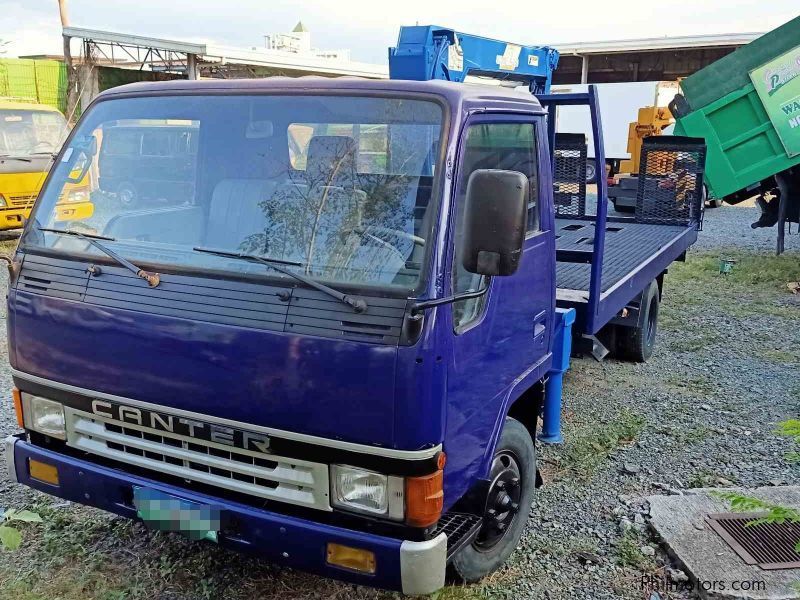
[38,227,161,287]
[193,247,367,313]
[0,154,32,162]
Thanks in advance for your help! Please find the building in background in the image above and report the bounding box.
[263,21,351,62]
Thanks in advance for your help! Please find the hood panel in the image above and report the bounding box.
[10,261,402,447]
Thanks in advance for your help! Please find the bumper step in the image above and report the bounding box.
[432,512,483,560]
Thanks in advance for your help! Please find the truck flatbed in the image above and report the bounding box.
[555,216,698,332]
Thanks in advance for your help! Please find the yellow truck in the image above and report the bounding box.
[0,99,93,230]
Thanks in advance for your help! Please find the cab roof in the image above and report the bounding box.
[97,77,546,115]
[0,99,63,113]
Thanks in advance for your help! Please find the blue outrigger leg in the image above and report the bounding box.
[539,308,576,444]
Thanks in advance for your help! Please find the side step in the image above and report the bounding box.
[431,512,483,561]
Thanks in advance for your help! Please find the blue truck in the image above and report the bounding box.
[4,26,704,595]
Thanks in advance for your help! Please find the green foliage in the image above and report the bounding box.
[614,529,654,570]
[0,509,42,551]
[778,420,800,442]
[558,409,645,477]
[713,491,800,553]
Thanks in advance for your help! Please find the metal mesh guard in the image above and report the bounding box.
[636,136,707,228]
[553,133,588,218]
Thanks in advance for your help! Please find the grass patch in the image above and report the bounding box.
[662,251,800,322]
[758,348,800,365]
[668,251,800,292]
[667,329,724,353]
[614,530,655,571]
[686,469,738,489]
[556,409,645,477]
[673,425,712,445]
[662,372,717,396]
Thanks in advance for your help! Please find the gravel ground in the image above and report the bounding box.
[696,200,800,252]
[0,204,798,599]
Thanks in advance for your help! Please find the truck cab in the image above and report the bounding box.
[6,78,558,593]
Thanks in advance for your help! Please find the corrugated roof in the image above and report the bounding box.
[554,31,762,55]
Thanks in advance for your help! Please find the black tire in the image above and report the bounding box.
[117,182,137,207]
[585,160,597,184]
[451,418,536,583]
[611,198,636,214]
[617,280,660,362]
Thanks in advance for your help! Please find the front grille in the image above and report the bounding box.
[8,194,36,207]
[64,406,332,511]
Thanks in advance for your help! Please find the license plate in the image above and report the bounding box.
[132,487,220,542]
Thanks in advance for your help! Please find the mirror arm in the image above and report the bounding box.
[410,282,489,315]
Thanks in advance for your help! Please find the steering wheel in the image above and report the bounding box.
[32,141,54,153]
[343,226,421,264]
[352,226,425,247]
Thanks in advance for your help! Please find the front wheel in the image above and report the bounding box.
[451,418,536,583]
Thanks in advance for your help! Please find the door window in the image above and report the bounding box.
[452,121,539,329]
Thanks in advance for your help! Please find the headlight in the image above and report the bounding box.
[65,189,90,203]
[330,465,404,520]
[0,194,6,208]
[24,394,66,440]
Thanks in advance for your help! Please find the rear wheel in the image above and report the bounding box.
[585,160,597,184]
[616,280,660,363]
[451,418,535,583]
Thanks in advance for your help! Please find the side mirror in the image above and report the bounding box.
[64,135,97,183]
[460,169,528,276]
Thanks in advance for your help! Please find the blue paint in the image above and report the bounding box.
[389,26,559,94]
[539,308,576,444]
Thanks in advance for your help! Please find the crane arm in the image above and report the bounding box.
[388,26,560,94]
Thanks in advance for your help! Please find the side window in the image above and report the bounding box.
[452,121,539,330]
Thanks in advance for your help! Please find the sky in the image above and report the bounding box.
[2,0,798,63]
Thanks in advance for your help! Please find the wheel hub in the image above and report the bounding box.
[475,452,522,550]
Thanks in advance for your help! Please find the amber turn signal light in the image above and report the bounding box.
[326,542,376,574]
[405,470,444,527]
[12,388,23,428]
[29,459,60,486]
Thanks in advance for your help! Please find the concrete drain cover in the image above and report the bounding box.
[706,513,800,570]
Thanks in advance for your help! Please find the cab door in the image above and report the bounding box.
[443,114,555,495]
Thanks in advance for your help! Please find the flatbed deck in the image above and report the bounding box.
[554,216,698,334]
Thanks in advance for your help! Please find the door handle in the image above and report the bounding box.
[533,311,547,339]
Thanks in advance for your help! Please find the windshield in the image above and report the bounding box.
[0,108,68,157]
[25,94,444,291]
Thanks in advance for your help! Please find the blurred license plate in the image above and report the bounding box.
[132,487,220,542]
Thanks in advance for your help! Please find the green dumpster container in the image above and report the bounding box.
[673,16,800,203]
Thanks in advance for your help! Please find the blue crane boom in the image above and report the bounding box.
[388,25,560,94]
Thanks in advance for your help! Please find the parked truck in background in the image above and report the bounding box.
[671,14,800,254]
[3,26,705,594]
[0,99,94,230]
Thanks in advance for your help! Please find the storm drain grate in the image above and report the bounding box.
[706,512,800,570]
